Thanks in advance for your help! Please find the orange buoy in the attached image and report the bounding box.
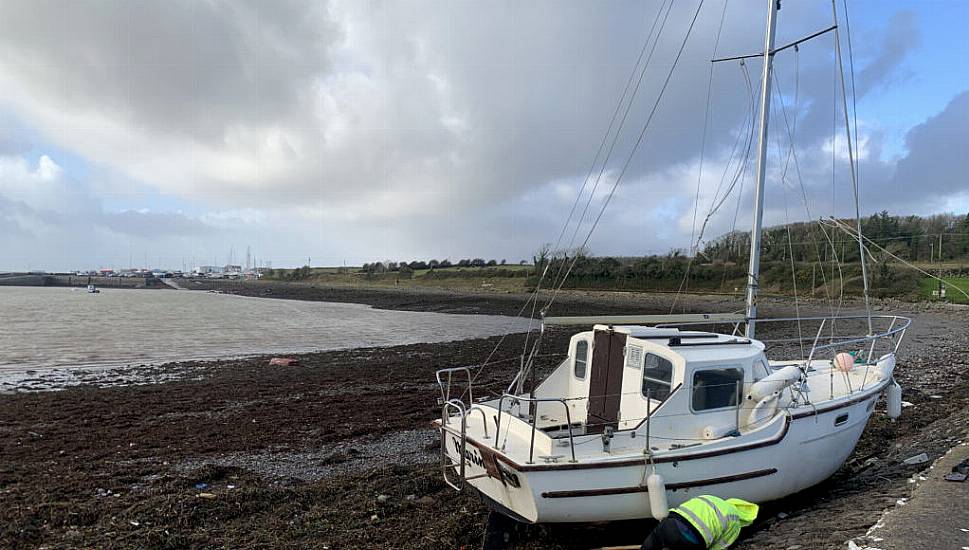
[834,352,854,372]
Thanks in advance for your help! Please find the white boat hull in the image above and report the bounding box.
[443,389,881,523]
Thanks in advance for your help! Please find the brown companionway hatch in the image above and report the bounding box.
[587,329,626,433]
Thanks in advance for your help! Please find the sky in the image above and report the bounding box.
[0,0,966,271]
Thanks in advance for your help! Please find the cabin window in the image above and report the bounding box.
[574,340,589,379]
[692,368,744,411]
[755,359,770,379]
[641,353,673,401]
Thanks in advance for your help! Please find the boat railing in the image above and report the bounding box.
[435,366,475,407]
[648,314,910,365]
[439,398,490,491]
[752,314,911,367]
[436,356,528,408]
[496,394,577,464]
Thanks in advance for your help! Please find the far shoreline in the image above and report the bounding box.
[0,273,169,290]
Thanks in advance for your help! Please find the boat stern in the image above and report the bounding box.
[437,418,540,523]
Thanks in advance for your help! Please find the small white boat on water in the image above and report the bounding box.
[435,0,910,526]
[87,284,100,294]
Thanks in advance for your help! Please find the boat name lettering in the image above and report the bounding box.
[451,437,521,488]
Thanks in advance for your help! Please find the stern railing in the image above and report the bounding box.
[439,398,491,490]
[495,394,577,464]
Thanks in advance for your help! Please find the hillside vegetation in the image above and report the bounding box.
[264,212,969,302]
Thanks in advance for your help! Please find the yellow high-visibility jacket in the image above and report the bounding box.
[671,495,759,550]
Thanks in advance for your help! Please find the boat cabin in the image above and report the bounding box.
[532,325,772,444]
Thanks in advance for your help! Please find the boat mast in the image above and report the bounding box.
[744,0,780,339]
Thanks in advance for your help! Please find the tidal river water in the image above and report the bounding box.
[0,286,528,385]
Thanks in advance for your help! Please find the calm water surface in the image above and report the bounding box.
[0,286,528,373]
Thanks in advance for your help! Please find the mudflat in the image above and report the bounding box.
[2,282,967,549]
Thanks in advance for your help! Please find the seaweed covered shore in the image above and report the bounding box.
[1,284,967,549]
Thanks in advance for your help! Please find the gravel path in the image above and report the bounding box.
[176,429,437,483]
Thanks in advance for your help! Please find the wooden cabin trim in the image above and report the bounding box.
[586,329,627,433]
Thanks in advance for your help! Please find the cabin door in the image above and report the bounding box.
[587,329,627,433]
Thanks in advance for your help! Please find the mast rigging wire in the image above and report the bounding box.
[823,217,969,302]
[831,0,873,334]
[674,0,731,310]
[677,59,759,309]
[509,1,676,394]
[540,0,708,316]
[769,40,844,326]
[690,61,758,258]
[841,0,862,198]
[507,0,712,390]
[774,45,804,359]
[546,0,672,262]
[469,2,675,393]
[544,0,676,294]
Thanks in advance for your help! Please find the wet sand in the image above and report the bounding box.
[1,283,967,549]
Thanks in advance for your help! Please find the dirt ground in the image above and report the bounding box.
[1,282,967,549]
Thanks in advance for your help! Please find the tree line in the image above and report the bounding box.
[360,258,520,274]
[266,211,968,293]
[702,211,969,264]
[530,211,969,297]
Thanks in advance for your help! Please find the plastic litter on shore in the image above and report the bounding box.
[944,458,969,482]
[269,357,300,366]
[902,452,929,465]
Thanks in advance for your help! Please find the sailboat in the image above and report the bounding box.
[434,0,910,525]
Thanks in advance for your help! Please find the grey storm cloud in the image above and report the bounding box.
[890,91,969,207]
[0,194,31,238]
[99,210,212,238]
[0,1,960,268]
[0,0,338,143]
[856,10,920,96]
[0,1,831,209]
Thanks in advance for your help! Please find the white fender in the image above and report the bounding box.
[647,473,668,520]
[702,424,735,440]
[747,364,801,402]
[879,354,897,379]
[887,380,902,420]
[746,392,781,429]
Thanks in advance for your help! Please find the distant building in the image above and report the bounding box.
[195,265,222,274]
[224,264,242,274]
